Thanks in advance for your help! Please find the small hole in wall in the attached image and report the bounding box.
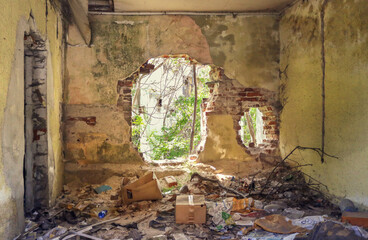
[239,107,266,147]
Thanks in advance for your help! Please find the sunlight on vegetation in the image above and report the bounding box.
[239,108,265,147]
[132,58,211,160]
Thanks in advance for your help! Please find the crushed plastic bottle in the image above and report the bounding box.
[98,210,108,218]
[339,198,357,212]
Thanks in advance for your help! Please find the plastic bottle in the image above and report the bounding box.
[98,210,108,218]
[90,208,108,218]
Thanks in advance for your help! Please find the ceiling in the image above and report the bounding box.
[112,0,296,13]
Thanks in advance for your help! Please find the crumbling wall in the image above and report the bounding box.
[0,1,65,238]
[279,0,368,208]
[197,67,280,175]
[64,14,280,174]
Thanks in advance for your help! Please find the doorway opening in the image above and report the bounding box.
[130,57,211,161]
[23,33,49,213]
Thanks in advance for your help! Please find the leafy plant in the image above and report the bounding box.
[132,59,211,160]
[240,107,258,146]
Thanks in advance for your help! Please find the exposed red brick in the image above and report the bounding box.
[117,80,133,87]
[246,92,262,97]
[122,88,131,94]
[33,129,47,141]
[244,97,258,101]
[244,88,254,92]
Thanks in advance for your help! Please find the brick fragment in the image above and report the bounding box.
[164,176,177,187]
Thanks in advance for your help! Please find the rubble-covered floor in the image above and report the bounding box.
[18,161,368,240]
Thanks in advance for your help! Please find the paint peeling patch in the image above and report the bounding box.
[67,116,97,126]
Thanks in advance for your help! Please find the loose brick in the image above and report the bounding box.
[164,176,177,187]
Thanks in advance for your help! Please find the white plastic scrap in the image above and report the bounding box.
[291,215,326,230]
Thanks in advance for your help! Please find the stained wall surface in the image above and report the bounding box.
[65,14,280,168]
[0,1,64,238]
[279,0,368,208]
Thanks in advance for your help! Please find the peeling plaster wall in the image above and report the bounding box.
[65,14,279,170]
[280,0,368,208]
[0,1,64,238]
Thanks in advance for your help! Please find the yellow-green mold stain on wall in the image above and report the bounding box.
[280,0,368,208]
[0,1,65,238]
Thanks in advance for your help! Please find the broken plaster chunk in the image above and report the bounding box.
[150,235,167,240]
[164,176,177,187]
[172,233,188,240]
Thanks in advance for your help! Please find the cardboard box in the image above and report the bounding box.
[342,211,368,228]
[121,172,163,204]
[175,195,206,224]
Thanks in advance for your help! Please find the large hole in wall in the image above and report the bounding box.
[117,55,280,163]
[23,33,49,213]
[129,57,212,161]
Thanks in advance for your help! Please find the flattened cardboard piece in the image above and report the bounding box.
[175,195,206,224]
[122,172,163,204]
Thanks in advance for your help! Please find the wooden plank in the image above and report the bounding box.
[342,212,368,228]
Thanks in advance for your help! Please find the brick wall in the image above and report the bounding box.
[203,68,279,156]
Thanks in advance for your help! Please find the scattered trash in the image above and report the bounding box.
[19,161,356,240]
[308,220,368,240]
[150,234,167,240]
[254,214,307,234]
[291,215,325,230]
[264,203,285,214]
[282,208,305,219]
[172,233,189,240]
[39,226,67,239]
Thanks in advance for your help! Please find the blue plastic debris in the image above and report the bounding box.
[94,185,112,194]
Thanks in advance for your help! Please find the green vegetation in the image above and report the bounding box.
[240,107,258,146]
[132,59,211,160]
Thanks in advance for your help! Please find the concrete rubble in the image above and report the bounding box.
[16,161,368,240]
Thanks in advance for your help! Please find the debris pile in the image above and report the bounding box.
[17,161,368,240]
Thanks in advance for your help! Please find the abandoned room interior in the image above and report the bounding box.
[1,0,368,239]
